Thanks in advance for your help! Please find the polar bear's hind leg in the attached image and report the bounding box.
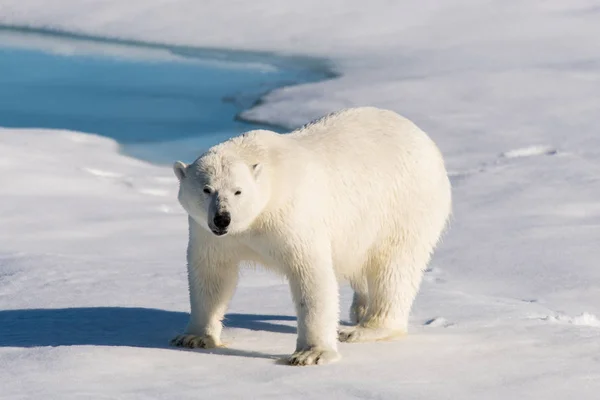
[339,251,426,343]
[349,275,369,324]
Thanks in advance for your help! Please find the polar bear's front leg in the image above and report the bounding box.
[171,259,238,349]
[286,259,341,366]
[171,264,239,349]
[171,233,239,349]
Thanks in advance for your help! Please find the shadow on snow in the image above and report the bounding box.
[0,307,296,360]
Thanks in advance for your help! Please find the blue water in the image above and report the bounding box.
[0,30,330,164]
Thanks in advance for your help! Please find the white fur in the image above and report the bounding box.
[171,107,452,366]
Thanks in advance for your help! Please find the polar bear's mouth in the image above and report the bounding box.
[210,228,228,236]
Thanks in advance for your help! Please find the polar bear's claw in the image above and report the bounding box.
[287,348,340,366]
[170,334,219,349]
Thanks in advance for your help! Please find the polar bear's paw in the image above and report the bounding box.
[338,326,406,343]
[170,334,220,349]
[287,347,340,366]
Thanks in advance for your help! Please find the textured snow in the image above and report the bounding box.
[1,1,600,399]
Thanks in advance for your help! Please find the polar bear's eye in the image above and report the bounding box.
[234,190,242,196]
[203,187,212,194]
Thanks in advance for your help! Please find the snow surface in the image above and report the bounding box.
[2,1,600,399]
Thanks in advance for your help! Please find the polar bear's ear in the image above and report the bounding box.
[173,161,187,181]
[252,163,262,179]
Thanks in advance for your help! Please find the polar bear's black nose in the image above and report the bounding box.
[213,212,231,229]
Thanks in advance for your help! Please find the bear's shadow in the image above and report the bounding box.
[0,307,296,360]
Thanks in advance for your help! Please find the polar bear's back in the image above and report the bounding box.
[285,107,451,271]
[288,107,447,192]
[289,107,438,171]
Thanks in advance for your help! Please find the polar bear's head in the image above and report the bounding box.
[173,150,268,237]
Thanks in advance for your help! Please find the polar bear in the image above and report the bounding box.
[171,107,451,366]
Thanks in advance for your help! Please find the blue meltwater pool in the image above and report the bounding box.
[0,28,331,164]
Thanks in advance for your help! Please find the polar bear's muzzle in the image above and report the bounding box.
[210,211,231,236]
